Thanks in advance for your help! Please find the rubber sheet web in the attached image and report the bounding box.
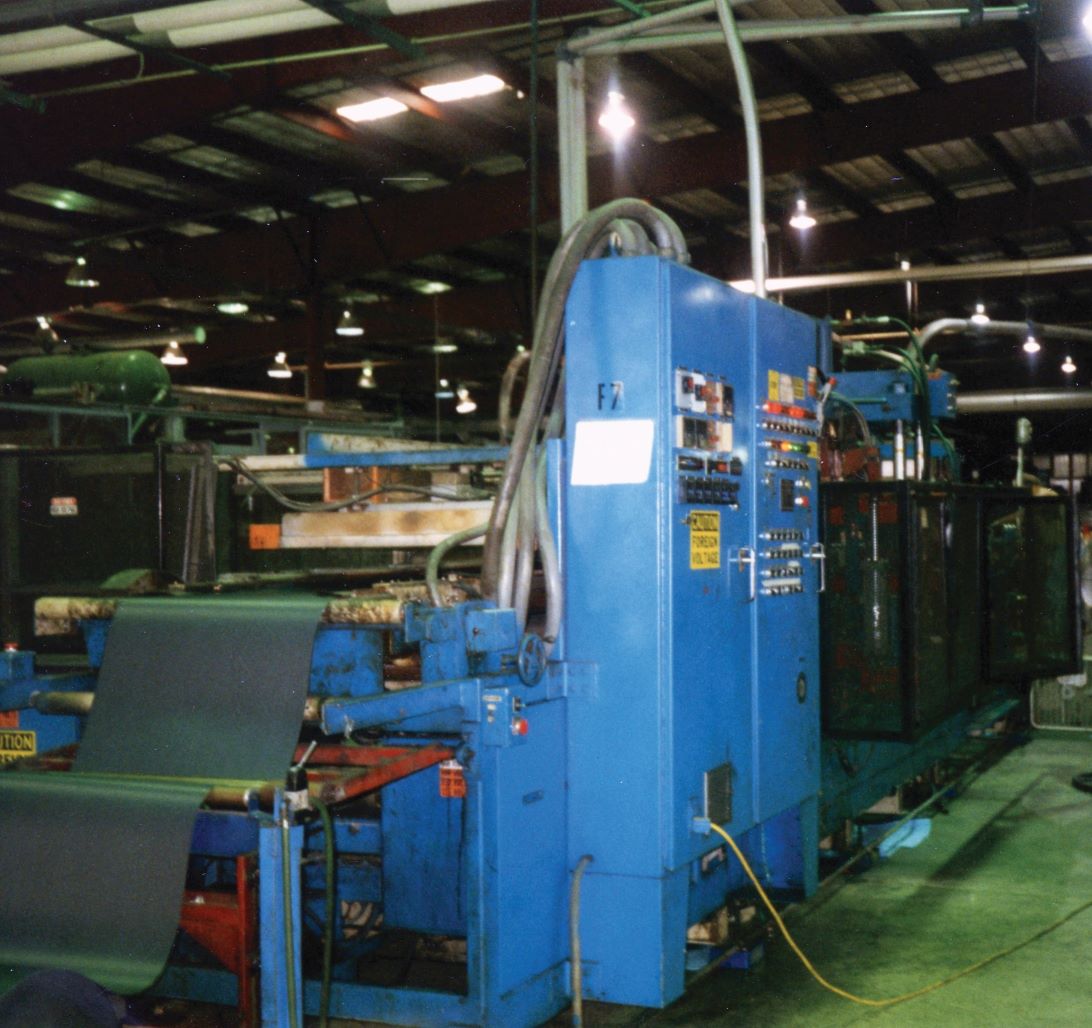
[0,594,323,996]
[76,595,324,779]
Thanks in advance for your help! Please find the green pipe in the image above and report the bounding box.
[4,350,170,405]
[281,817,300,1028]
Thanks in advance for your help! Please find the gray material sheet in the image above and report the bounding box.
[0,593,323,996]
[75,595,323,779]
[0,773,207,996]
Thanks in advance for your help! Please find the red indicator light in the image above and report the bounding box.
[512,717,529,737]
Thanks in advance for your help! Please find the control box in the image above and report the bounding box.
[561,256,827,1007]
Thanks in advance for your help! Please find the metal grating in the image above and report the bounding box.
[1031,674,1092,730]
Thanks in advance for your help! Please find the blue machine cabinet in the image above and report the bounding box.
[561,257,827,1007]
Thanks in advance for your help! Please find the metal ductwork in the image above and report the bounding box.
[956,389,1092,415]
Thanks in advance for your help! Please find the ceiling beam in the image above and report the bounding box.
[4,56,1092,318]
[0,0,607,189]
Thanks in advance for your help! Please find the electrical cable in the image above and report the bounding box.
[480,198,688,602]
[569,854,594,1028]
[280,817,300,1028]
[311,798,336,1028]
[708,821,1092,1009]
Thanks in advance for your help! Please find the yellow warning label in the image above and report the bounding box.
[793,376,805,401]
[0,729,35,765]
[689,510,721,570]
[767,370,779,402]
[807,441,819,459]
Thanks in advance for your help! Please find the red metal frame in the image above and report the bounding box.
[181,853,259,1027]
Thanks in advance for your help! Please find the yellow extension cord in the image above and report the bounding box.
[709,822,1092,1009]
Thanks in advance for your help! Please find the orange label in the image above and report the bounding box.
[248,524,281,550]
[0,711,18,728]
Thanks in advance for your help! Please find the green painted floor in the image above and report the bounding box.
[600,732,1092,1028]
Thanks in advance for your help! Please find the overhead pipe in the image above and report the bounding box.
[956,390,1092,414]
[730,254,1092,295]
[579,5,1032,55]
[713,0,766,297]
[919,318,1092,349]
[0,0,505,76]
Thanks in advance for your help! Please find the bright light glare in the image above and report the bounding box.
[1062,354,1077,374]
[598,91,635,142]
[1023,334,1041,354]
[217,301,249,315]
[336,97,408,122]
[1084,6,1092,37]
[970,302,989,326]
[160,340,188,367]
[421,74,505,103]
[267,351,292,379]
[336,308,364,337]
[455,386,477,414]
[789,198,816,231]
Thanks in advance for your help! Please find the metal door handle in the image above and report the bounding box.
[737,546,756,602]
[808,542,826,593]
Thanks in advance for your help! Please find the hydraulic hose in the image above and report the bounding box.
[280,817,300,1028]
[312,798,336,1028]
[426,523,488,607]
[498,349,532,444]
[570,854,594,1027]
[481,198,687,599]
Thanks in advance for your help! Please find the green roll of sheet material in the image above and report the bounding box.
[0,594,324,996]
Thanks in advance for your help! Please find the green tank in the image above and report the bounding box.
[2,350,171,405]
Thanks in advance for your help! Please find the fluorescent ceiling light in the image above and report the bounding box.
[1062,354,1077,374]
[217,300,249,315]
[160,340,188,366]
[970,302,989,326]
[598,90,635,142]
[416,281,452,295]
[421,74,505,103]
[64,254,99,288]
[455,385,477,414]
[1023,334,1040,355]
[267,350,292,379]
[336,97,408,122]
[336,307,365,337]
[789,198,816,231]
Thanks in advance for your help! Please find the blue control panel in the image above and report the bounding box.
[561,257,826,1006]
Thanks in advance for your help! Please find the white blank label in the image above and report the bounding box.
[570,419,655,486]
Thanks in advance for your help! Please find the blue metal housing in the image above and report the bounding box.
[2,254,1026,1028]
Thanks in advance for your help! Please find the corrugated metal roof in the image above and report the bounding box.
[934,48,1025,84]
[995,121,1085,170]
[904,138,982,175]
[833,71,919,104]
[8,182,144,220]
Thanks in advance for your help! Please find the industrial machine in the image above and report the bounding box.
[0,202,1080,1026]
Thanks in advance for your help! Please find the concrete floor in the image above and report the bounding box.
[609,731,1092,1028]
[163,732,1092,1027]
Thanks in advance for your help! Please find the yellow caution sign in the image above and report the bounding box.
[0,729,36,765]
[689,511,721,570]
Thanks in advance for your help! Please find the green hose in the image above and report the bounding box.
[312,798,336,1028]
[280,817,300,1028]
